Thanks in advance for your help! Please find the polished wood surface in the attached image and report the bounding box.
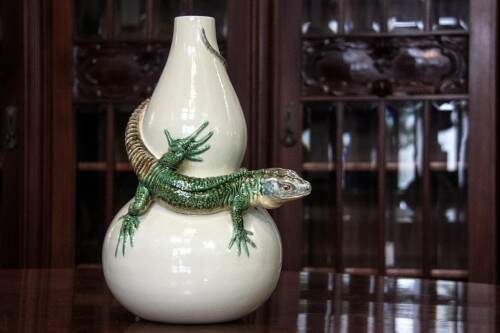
[1,268,498,332]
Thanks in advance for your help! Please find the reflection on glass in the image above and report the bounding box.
[432,0,469,31]
[430,101,468,170]
[342,103,378,164]
[115,0,146,37]
[303,171,335,267]
[435,280,457,298]
[193,0,228,38]
[387,0,425,32]
[385,102,423,269]
[302,0,339,35]
[342,103,378,268]
[75,0,105,37]
[344,0,382,33]
[302,102,335,164]
[430,100,468,270]
[156,0,180,38]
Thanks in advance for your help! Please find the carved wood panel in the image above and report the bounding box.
[73,43,168,101]
[302,36,468,97]
[74,42,227,102]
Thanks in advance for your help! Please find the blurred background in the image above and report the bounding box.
[0,0,498,284]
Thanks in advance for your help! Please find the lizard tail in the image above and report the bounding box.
[125,99,157,180]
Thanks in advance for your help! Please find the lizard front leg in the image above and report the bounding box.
[115,182,152,257]
[161,122,213,169]
[228,196,256,257]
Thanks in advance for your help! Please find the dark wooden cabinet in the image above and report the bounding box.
[2,0,498,284]
[273,0,498,283]
[0,0,24,268]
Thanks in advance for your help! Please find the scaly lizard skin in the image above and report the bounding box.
[116,100,311,257]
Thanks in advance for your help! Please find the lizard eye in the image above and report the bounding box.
[282,184,292,191]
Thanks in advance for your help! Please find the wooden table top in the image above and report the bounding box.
[0,268,498,332]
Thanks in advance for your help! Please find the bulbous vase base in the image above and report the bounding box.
[102,200,282,324]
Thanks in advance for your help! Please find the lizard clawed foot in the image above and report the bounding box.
[164,122,213,163]
[228,229,256,257]
[115,214,140,257]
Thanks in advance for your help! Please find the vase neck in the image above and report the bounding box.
[171,16,219,52]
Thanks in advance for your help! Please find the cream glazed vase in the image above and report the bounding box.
[102,16,283,324]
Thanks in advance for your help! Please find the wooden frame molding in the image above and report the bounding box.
[468,0,498,283]
[0,0,24,267]
[273,0,303,270]
[227,0,274,171]
[16,0,75,267]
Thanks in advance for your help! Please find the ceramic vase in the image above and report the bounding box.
[102,16,282,324]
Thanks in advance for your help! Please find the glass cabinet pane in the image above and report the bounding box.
[385,102,423,269]
[77,172,106,263]
[342,103,378,269]
[303,171,336,267]
[75,0,105,38]
[303,102,336,165]
[114,172,137,213]
[430,100,468,270]
[302,0,340,35]
[344,0,382,33]
[387,0,425,32]
[302,102,336,267]
[298,0,471,277]
[342,103,378,164]
[432,0,469,31]
[115,0,146,37]
[75,104,106,162]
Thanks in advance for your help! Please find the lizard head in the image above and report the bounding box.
[257,168,311,209]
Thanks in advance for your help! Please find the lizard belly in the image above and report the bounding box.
[155,185,228,215]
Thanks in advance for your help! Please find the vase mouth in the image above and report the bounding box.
[172,15,217,48]
[174,15,215,21]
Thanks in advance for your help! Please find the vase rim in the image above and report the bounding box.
[174,15,215,20]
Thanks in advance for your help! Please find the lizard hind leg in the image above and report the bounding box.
[115,214,140,257]
[228,197,256,257]
[115,183,152,257]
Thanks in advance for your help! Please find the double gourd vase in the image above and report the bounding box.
[102,16,282,323]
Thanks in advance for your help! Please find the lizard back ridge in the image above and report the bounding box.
[125,99,157,180]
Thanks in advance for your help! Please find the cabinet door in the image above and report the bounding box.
[0,0,24,267]
[275,0,497,282]
[72,0,252,265]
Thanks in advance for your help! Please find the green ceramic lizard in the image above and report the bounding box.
[116,100,311,257]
